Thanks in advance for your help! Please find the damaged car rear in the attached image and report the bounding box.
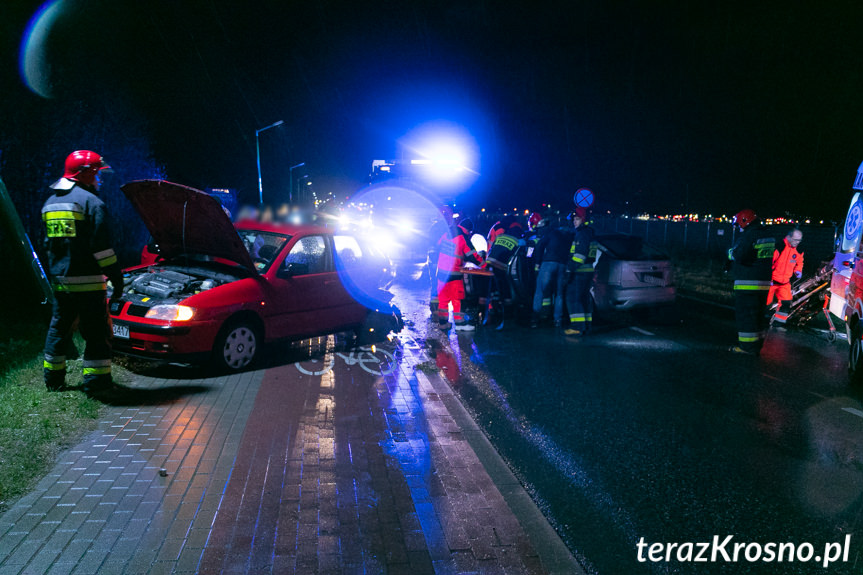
[109,180,402,372]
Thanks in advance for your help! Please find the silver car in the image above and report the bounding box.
[592,234,677,312]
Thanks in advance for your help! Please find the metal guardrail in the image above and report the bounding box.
[591,217,839,275]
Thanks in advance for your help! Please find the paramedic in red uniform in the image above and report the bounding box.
[767,229,804,324]
[436,217,482,331]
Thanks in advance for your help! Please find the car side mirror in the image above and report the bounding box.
[278,262,309,278]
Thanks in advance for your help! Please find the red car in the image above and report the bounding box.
[109,180,402,371]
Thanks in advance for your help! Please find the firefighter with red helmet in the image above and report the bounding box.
[436,216,482,330]
[727,208,775,355]
[42,150,124,391]
[564,207,597,335]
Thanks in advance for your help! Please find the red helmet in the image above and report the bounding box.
[528,212,542,230]
[63,150,111,184]
[732,208,757,229]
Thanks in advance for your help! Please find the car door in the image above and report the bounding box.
[264,233,343,339]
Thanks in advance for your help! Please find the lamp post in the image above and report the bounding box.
[256,120,284,205]
[289,162,305,205]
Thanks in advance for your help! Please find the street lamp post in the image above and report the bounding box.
[289,162,305,205]
[256,120,284,205]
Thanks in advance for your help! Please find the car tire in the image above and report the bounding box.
[355,308,403,345]
[213,320,261,372]
[849,320,863,385]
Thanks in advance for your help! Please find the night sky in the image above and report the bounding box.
[5,0,863,219]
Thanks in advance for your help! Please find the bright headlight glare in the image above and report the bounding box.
[145,305,195,321]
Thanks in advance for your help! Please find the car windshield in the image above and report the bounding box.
[238,230,291,272]
[597,235,668,261]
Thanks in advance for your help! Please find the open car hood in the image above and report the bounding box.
[121,180,255,271]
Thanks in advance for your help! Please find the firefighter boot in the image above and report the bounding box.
[43,356,67,391]
[82,359,114,392]
[44,368,66,391]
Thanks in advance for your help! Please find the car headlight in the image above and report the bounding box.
[145,305,195,321]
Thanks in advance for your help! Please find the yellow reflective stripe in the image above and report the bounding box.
[93,248,118,267]
[734,280,770,291]
[83,359,111,377]
[493,235,518,251]
[542,298,551,307]
[569,314,592,322]
[43,210,85,221]
[53,275,108,292]
[83,367,111,376]
[54,284,105,293]
[739,332,764,342]
[43,360,66,371]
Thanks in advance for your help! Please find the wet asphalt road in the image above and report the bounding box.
[389,267,863,575]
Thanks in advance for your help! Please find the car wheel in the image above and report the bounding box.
[849,321,863,385]
[214,320,261,372]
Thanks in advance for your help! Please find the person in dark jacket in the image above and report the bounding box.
[727,208,775,356]
[531,216,572,328]
[42,150,124,391]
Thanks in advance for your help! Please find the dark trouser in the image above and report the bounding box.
[533,261,566,322]
[734,289,768,353]
[566,272,594,332]
[492,267,512,304]
[43,291,113,388]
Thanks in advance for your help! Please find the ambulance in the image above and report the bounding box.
[837,162,863,381]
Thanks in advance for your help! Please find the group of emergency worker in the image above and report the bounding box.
[37,148,805,393]
[727,208,805,357]
[429,204,599,335]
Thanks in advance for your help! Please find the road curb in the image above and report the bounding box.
[416,370,586,575]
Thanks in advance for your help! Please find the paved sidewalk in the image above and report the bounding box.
[0,332,582,574]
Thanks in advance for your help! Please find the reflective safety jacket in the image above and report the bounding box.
[436,224,482,283]
[569,224,597,273]
[41,179,123,293]
[728,222,775,292]
[487,221,505,245]
[486,223,525,271]
[771,237,804,285]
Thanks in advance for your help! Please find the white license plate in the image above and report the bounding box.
[112,324,129,339]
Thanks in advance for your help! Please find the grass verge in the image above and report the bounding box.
[0,310,104,514]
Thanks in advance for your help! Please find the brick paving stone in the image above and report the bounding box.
[0,333,582,575]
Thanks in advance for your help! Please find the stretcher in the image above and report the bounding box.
[770,261,838,341]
